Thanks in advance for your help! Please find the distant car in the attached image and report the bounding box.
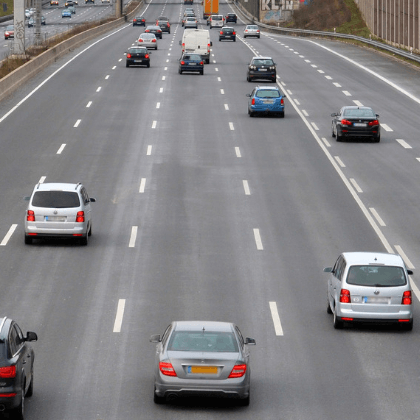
[126,46,150,67]
[145,25,162,39]
[61,8,71,17]
[184,8,194,15]
[4,25,14,39]
[247,56,276,82]
[244,24,260,38]
[225,13,237,23]
[85,0,94,3]
[209,14,224,28]
[247,86,285,118]
[157,15,169,21]
[50,0,59,5]
[219,26,235,41]
[133,16,146,26]
[0,317,38,420]
[325,252,413,330]
[101,0,110,3]
[331,106,381,142]
[150,321,256,405]
[24,182,96,245]
[25,9,31,18]
[138,32,158,49]
[28,16,46,27]
[64,0,73,6]
[156,19,170,33]
[184,16,198,29]
[182,13,195,26]
[67,5,76,13]
[179,53,204,74]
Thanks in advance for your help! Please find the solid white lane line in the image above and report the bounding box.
[129,226,138,248]
[96,87,101,92]
[310,122,319,130]
[321,137,331,147]
[57,144,66,154]
[396,139,412,148]
[334,156,346,167]
[369,208,386,226]
[394,245,415,269]
[381,124,393,132]
[74,119,81,127]
[39,176,46,184]
[350,178,363,193]
[139,178,146,193]
[152,121,157,128]
[0,224,18,246]
[235,147,241,157]
[343,90,352,96]
[229,122,234,130]
[269,302,284,336]
[113,299,126,333]
[147,145,152,155]
[243,180,250,195]
[253,228,263,250]
[156,102,160,109]
[86,101,92,108]
[353,100,363,106]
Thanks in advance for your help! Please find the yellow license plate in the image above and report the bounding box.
[190,366,218,374]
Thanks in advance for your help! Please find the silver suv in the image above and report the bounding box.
[324,252,414,330]
[24,182,96,245]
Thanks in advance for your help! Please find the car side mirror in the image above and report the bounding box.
[331,113,337,117]
[245,337,256,345]
[25,331,38,342]
[408,269,414,275]
[246,93,251,97]
[323,267,333,273]
[179,40,181,45]
[210,41,213,46]
[89,198,96,203]
[23,196,30,201]
[150,334,161,343]
[376,114,380,118]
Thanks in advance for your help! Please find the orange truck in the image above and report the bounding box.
[203,0,218,20]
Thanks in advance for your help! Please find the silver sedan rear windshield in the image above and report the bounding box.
[346,265,407,287]
[168,331,239,352]
[32,191,80,208]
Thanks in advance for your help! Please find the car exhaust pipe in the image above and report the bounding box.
[166,393,178,402]
[0,404,5,411]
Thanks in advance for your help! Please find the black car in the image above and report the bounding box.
[156,19,170,33]
[126,46,150,67]
[145,25,162,39]
[225,13,237,23]
[331,106,380,142]
[0,317,37,420]
[179,53,204,75]
[133,15,146,26]
[247,56,276,82]
[219,26,236,41]
[28,16,46,27]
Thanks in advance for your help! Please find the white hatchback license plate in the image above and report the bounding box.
[45,216,66,222]
[354,123,367,127]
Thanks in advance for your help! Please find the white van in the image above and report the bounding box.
[180,29,212,64]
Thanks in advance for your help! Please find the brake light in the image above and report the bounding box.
[127,53,131,58]
[133,19,136,22]
[167,22,170,27]
[180,61,185,65]
[0,393,17,397]
[341,119,352,126]
[76,211,85,223]
[256,30,260,33]
[200,61,203,65]
[368,119,379,126]
[340,289,351,303]
[145,29,149,32]
[251,98,255,105]
[220,31,223,35]
[152,39,156,42]
[0,366,16,378]
[159,362,177,376]
[145,54,149,59]
[233,31,236,35]
[27,210,35,222]
[402,291,412,305]
[138,39,143,42]
[281,98,284,105]
[228,364,247,378]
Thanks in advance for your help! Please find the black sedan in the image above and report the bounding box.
[179,53,204,75]
[126,46,150,67]
[219,26,236,41]
[331,106,380,142]
[225,13,237,23]
[247,56,276,82]
[133,16,146,26]
[145,25,162,39]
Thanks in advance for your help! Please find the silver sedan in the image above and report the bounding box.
[150,320,256,405]
[137,32,158,50]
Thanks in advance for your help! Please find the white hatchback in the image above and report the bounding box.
[324,252,414,330]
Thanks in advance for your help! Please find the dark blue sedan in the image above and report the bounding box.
[178,53,204,75]
[247,86,285,118]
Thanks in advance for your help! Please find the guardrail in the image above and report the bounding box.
[234,1,420,65]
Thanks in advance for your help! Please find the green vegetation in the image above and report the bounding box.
[0,0,14,17]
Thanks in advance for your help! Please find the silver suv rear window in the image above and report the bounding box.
[32,191,80,208]
[346,265,406,287]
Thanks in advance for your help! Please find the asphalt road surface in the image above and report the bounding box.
[0,0,420,419]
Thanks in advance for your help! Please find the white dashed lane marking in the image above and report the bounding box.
[269,302,284,336]
[113,299,126,333]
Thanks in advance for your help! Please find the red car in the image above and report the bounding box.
[4,25,14,40]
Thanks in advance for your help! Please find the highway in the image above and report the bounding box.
[0,0,420,419]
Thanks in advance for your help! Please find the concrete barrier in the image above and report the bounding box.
[0,2,142,102]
